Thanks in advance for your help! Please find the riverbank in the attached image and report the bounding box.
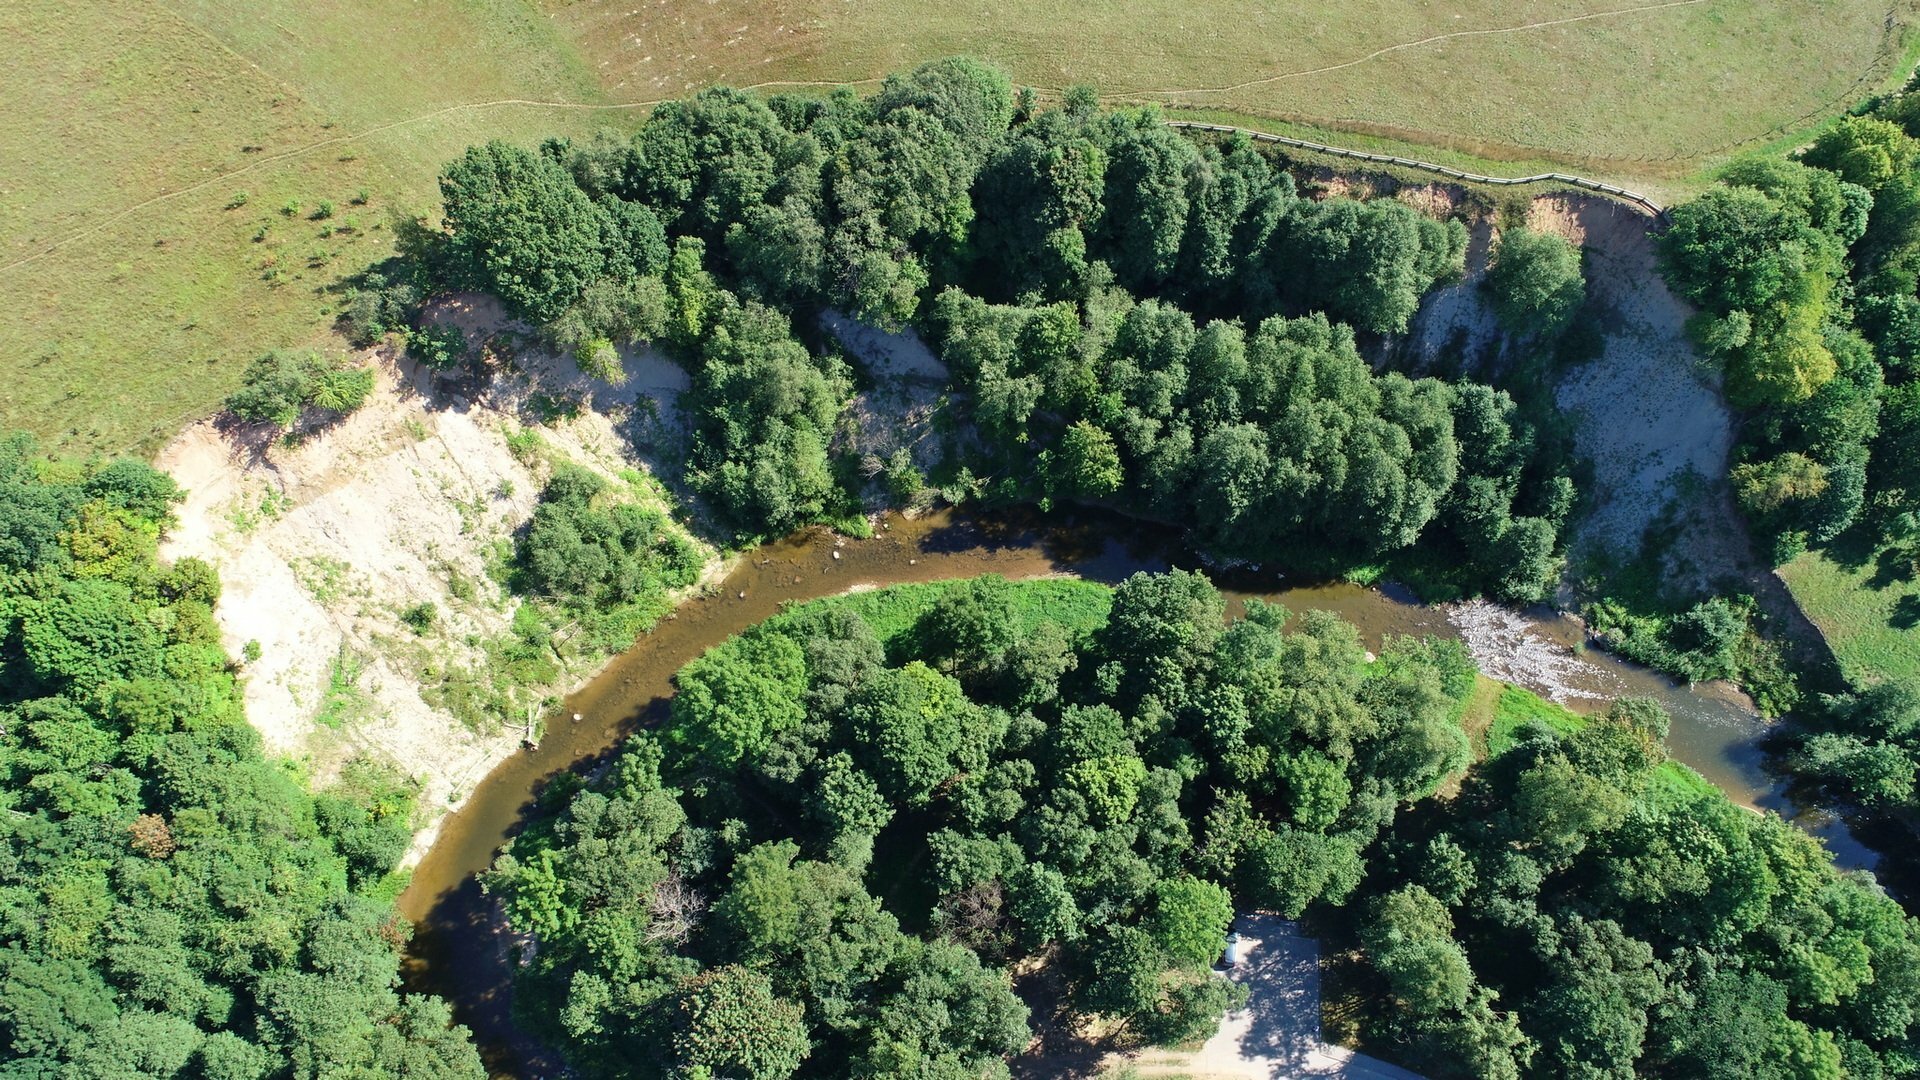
[399,535,1880,1076]
[155,301,720,863]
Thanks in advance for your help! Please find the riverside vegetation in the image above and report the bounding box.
[486,574,1920,1079]
[9,52,1920,1079]
[1642,86,1920,841]
[395,61,1572,605]
[0,434,484,1077]
[365,56,1916,1076]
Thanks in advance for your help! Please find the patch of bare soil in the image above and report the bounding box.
[822,309,954,481]
[156,294,712,864]
[1531,196,1747,590]
[1009,954,1121,1080]
[1399,211,1502,375]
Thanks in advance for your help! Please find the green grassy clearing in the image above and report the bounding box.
[1779,547,1920,686]
[761,577,1116,649]
[1485,682,1717,804]
[546,0,1917,185]
[0,0,628,456]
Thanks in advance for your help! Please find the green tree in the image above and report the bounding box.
[846,662,990,805]
[1362,885,1472,1014]
[1803,115,1919,191]
[439,140,618,321]
[670,966,810,1080]
[668,628,808,771]
[1051,420,1124,499]
[1146,876,1234,969]
[1485,227,1585,337]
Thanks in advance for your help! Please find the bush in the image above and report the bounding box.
[573,336,624,384]
[339,273,422,345]
[225,351,376,428]
[1485,227,1586,338]
[516,466,706,646]
[401,601,438,635]
[225,352,315,427]
[309,364,375,413]
[407,323,470,371]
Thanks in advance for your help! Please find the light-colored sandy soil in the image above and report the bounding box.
[822,308,954,478]
[1398,211,1502,375]
[1117,915,1423,1080]
[1534,196,1745,583]
[1404,189,1748,591]
[156,294,710,863]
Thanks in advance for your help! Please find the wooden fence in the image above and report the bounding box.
[1165,120,1668,220]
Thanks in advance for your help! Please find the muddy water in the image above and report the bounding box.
[397,506,1870,1075]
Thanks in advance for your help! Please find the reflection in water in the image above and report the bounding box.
[397,506,1877,1076]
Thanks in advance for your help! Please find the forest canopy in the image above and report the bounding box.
[420,58,1566,602]
[0,433,483,1078]
[484,575,1920,1079]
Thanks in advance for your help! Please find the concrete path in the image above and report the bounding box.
[1134,914,1424,1080]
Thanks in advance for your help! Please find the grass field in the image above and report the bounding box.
[1779,547,1920,686]
[4,0,1915,458]
[1483,682,1717,803]
[0,0,630,456]
[759,576,1116,652]
[546,0,1918,177]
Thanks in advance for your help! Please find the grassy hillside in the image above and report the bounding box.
[545,0,1917,177]
[0,0,625,457]
[5,0,1914,459]
[1780,548,1920,686]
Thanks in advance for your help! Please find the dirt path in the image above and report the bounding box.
[1122,915,1424,1080]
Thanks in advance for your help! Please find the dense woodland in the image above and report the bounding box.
[393,60,1574,602]
[8,51,1915,1080]
[0,434,483,1077]
[488,575,1920,1078]
[1656,92,1920,829]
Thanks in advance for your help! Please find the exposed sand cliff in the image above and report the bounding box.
[157,295,710,863]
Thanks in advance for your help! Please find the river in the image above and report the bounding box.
[396,506,1874,1076]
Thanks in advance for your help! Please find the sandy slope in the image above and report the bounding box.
[1401,188,1744,586]
[156,296,708,863]
[1533,196,1745,583]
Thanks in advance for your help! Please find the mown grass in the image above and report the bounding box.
[1779,547,1920,686]
[545,0,1917,184]
[0,0,627,457]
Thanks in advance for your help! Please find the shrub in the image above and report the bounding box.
[309,364,375,413]
[515,466,706,644]
[224,351,377,428]
[573,336,624,384]
[339,273,422,345]
[401,601,438,635]
[225,352,317,427]
[406,323,469,370]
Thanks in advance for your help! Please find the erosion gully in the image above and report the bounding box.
[397,506,1877,1076]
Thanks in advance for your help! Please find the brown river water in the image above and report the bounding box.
[396,506,1875,1076]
